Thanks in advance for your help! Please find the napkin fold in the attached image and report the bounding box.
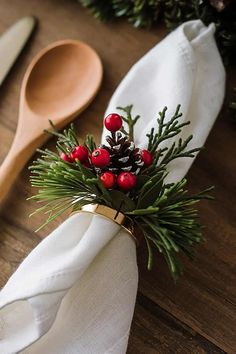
[0,20,225,354]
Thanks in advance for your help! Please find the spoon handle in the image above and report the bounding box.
[0,135,45,204]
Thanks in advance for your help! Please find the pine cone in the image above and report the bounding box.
[101,132,144,174]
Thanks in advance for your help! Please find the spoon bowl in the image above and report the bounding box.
[0,40,103,204]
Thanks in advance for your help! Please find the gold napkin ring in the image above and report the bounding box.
[77,204,137,245]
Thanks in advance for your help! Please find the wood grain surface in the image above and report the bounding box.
[0,1,235,353]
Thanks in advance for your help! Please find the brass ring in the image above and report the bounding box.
[73,204,137,244]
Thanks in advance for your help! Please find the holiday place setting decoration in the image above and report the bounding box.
[0,19,225,354]
[29,105,213,280]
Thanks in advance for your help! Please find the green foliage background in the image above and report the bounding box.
[78,0,236,63]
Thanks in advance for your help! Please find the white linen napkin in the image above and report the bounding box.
[0,20,225,354]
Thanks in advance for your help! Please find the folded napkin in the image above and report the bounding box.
[0,20,225,354]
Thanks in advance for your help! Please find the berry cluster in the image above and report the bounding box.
[60,113,153,192]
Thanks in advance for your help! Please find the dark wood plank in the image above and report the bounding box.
[0,0,235,353]
[128,293,225,354]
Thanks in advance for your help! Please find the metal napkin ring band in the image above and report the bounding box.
[79,204,137,244]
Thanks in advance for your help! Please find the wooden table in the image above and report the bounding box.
[0,1,235,353]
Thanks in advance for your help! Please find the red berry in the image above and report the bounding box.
[91,148,110,168]
[117,172,137,192]
[100,171,116,189]
[70,146,88,163]
[141,149,153,167]
[60,152,72,163]
[104,113,122,132]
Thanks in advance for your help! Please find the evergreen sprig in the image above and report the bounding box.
[29,150,109,230]
[118,104,140,141]
[131,177,213,279]
[29,104,213,280]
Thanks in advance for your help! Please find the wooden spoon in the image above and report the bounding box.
[0,40,103,204]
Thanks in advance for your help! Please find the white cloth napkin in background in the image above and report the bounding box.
[0,20,225,354]
[103,20,225,183]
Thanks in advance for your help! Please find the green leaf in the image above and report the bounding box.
[137,171,166,208]
[109,190,135,212]
[125,206,159,215]
[134,174,150,191]
[76,161,96,179]
[84,134,97,153]
[145,235,153,270]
